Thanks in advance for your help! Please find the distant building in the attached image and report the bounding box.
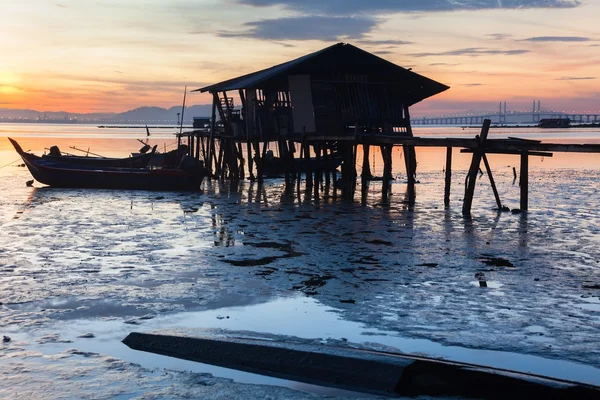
[193,117,210,129]
[538,118,570,128]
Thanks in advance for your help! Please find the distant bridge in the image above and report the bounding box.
[413,112,600,126]
[413,100,600,126]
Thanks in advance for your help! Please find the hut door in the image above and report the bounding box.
[311,82,339,135]
[288,75,315,134]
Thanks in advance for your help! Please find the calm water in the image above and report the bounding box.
[1,123,600,398]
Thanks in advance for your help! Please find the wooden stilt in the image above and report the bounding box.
[207,95,218,174]
[297,138,304,195]
[362,144,372,181]
[304,141,313,188]
[195,134,201,161]
[520,151,529,210]
[216,139,224,179]
[444,146,452,207]
[313,143,321,199]
[323,143,330,188]
[462,119,491,215]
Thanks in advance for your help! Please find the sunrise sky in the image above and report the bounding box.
[1,0,599,116]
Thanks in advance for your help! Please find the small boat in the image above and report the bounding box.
[9,138,207,191]
[42,144,156,168]
[261,150,343,177]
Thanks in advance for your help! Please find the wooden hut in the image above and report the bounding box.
[193,42,449,184]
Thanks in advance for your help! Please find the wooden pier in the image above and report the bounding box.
[178,43,600,215]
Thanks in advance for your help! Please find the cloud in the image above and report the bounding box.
[218,16,377,41]
[522,36,591,42]
[429,62,460,66]
[272,41,296,48]
[373,51,393,55]
[460,83,484,87]
[486,33,513,40]
[410,47,530,57]
[235,0,581,14]
[356,39,414,46]
[555,76,596,80]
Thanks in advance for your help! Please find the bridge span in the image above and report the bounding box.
[413,112,600,126]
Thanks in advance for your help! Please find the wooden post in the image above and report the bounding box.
[200,136,207,165]
[247,140,254,180]
[462,119,491,215]
[362,144,372,181]
[217,139,224,179]
[195,133,201,161]
[323,143,330,188]
[297,138,304,195]
[482,153,502,210]
[520,151,529,210]
[444,146,452,207]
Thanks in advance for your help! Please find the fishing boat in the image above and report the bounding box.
[261,150,343,177]
[9,138,207,191]
[41,145,156,168]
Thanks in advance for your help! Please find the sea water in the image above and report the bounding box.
[1,123,599,398]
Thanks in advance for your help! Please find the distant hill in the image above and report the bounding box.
[0,104,212,123]
[114,105,212,123]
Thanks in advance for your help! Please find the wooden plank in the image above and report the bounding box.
[123,332,600,399]
[461,149,553,157]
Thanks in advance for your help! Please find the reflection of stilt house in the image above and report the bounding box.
[193,42,449,188]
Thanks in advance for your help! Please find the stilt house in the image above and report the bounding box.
[193,43,449,181]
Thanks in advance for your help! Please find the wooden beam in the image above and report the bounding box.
[482,153,502,210]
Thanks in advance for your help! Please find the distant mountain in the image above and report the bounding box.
[114,105,212,123]
[0,104,212,123]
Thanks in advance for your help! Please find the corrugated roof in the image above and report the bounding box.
[193,43,449,106]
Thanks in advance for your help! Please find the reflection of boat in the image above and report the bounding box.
[42,145,156,168]
[261,150,343,177]
[9,138,207,191]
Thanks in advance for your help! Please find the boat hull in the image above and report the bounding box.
[9,138,205,191]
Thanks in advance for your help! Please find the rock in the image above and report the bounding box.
[582,284,600,290]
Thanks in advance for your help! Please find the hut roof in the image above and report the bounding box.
[195,43,449,107]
